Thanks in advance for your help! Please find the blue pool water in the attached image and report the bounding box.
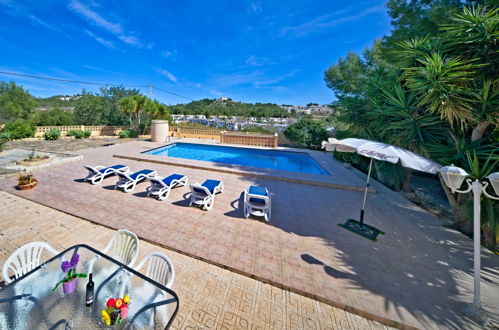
[144,143,329,175]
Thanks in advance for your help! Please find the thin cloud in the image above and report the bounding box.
[84,30,115,49]
[280,5,384,38]
[68,0,143,47]
[210,90,223,96]
[68,1,121,34]
[0,0,15,8]
[249,2,262,13]
[212,71,264,88]
[29,15,64,33]
[161,50,177,58]
[118,35,141,47]
[253,70,298,87]
[211,69,297,88]
[246,55,273,66]
[156,69,177,83]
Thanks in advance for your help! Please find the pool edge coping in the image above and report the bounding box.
[113,153,376,193]
[141,141,331,176]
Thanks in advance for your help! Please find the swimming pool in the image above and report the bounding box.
[144,143,329,175]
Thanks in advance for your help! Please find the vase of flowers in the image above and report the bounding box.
[101,295,131,326]
[52,254,87,294]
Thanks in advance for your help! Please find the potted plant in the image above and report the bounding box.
[101,295,131,326]
[52,254,87,294]
[17,174,38,190]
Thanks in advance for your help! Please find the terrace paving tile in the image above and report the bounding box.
[1,191,394,329]
[1,140,498,329]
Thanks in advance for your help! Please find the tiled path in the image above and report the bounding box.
[1,141,498,329]
[0,191,393,329]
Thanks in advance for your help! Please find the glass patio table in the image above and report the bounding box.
[0,244,179,329]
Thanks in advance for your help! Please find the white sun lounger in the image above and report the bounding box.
[147,174,188,200]
[189,179,224,210]
[244,186,271,222]
[84,164,129,185]
[115,169,157,193]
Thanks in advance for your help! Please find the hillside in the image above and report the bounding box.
[169,98,292,118]
[35,95,79,110]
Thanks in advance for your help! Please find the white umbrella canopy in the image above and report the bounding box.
[322,138,441,174]
[322,137,442,240]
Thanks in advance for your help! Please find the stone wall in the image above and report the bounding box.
[169,127,221,140]
[220,132,277,148]
[35,125,129,137]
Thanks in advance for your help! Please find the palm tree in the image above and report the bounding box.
[118,95,148,133]
[401,5,498,140]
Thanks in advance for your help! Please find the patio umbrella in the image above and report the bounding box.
[322,138,441,240]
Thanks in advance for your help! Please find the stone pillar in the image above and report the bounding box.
[273,133,278,148]
[151,120,169,142]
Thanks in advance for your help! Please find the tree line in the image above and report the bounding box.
[322,1,498,248]
[168,99,292,118]
[0,83,171,139]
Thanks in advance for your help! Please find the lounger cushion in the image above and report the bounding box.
[201,179,221,194]
[129,169,155,180]
[248,186,268,205]
[162,174,185,186]
[99,165,126,173]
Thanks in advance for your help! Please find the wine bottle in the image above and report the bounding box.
[85,273,94,306]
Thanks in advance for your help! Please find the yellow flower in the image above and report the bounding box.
[101,310,111,326]
[123,294,130,304]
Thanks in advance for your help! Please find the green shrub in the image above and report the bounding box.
[0,131,11,140]
[67,129,92,139]
[118,129,138,138]
[43,128,61,140]
[0,138,6,152]
[283,119,328,149]
[1,119,35,139]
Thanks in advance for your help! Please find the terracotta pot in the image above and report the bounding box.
[17,179,38,190]
[62,278,77,294]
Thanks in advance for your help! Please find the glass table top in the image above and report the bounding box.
[0,244,179,329]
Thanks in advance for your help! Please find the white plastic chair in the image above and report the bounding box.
[2,242,59,284]
[102,229,140,267]
[132,252,175,327]
[87,229,139,277]
[134,252,175,289]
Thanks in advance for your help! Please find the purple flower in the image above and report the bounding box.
[61,261,71,273]
[70,254,80,268]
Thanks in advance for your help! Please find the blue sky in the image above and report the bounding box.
[0,0,391,105]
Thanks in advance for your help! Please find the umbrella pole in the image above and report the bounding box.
[359,158,373,225]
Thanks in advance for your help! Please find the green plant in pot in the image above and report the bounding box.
[17,174,37,190]
[52,254,86,294]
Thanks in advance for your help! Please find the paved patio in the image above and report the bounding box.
[0,192,393,329]
[1,140,498,329]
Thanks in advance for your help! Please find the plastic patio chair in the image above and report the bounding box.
[131,252,175,327]
[87,229,140,276]
[134,252,175,289]
[2,242,59,284]
[101,229,140,267]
